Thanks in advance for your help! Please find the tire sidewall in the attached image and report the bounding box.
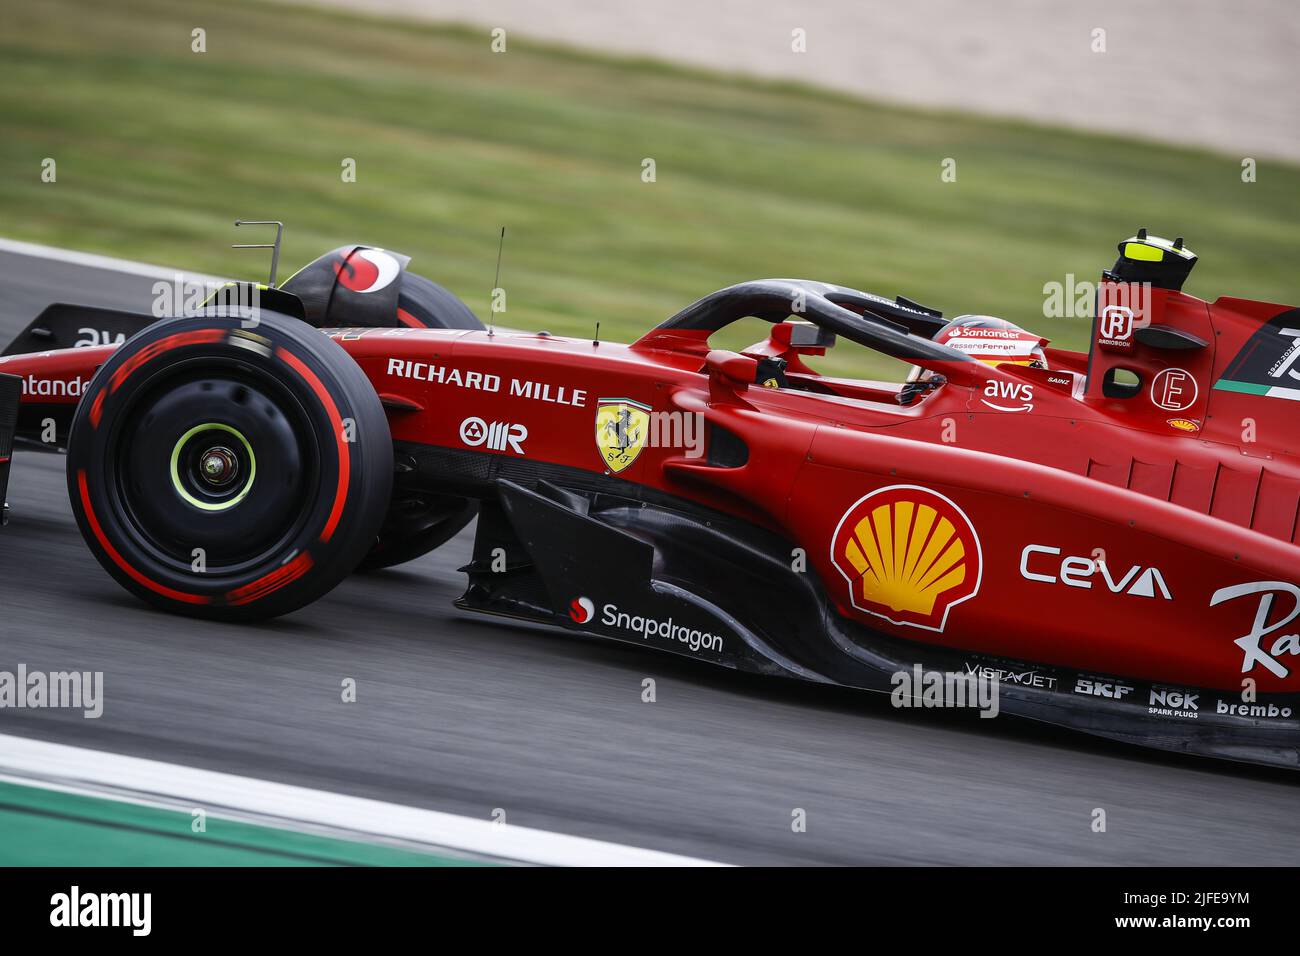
[66,311,392,620]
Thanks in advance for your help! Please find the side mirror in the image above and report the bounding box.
[704,349,758,388]
[783,321,836,350]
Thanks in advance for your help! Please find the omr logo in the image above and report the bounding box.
[459,416,527,455]
[569,596,595,624]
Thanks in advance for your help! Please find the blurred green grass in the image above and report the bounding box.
[2,0,1298,377]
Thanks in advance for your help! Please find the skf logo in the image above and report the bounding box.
[459,416,527,455]
[1098,305,1134,346]
[1019,545,1171,599]
[595,398,650,474]
[830,485,981,632]
[568,596,595,624]
[981,379,1034,412]
[1074,678,1133,699]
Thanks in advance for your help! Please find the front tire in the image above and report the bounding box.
[66,311,392,621]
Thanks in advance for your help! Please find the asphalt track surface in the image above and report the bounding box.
[1,246,1298,866]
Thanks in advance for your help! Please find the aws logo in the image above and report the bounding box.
[830,485,982,632]
[981,379,1034,412]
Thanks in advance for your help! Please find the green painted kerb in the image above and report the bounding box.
[0,781,486,866]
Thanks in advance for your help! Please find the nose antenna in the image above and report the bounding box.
[489,226,506,338]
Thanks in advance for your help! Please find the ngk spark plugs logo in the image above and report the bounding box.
[459,416,527,455]
[831,485,982,632]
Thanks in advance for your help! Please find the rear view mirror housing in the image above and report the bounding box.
[704,349,758,388]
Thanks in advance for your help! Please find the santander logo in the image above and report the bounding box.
[334,248,402,294]
[569,596,595,624]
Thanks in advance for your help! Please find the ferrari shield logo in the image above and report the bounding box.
[595,398,651,473]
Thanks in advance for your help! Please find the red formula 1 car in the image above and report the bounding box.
[1,231,1297,768]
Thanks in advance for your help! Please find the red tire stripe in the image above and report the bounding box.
[396,307,427,329]
[225,552,314,606]
[76,470,209,605]
[89,388,106,429]
[276,348,351,543]
[109,329,225,394]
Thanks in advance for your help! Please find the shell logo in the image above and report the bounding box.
[830,485,982,632]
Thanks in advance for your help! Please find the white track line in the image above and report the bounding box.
[0,734,725,866]
[0,237,226,284]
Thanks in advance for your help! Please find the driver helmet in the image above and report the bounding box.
[906,315,1049,385]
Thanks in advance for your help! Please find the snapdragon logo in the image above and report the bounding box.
[599,602,724,654]
[0,665,102,718]
[50,886,151,936]
[890,664,1000,718]
[569,596,594,623]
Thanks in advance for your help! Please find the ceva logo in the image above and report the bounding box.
[1019,545,1172,599]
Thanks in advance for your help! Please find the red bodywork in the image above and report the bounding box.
[5,281,1300,696]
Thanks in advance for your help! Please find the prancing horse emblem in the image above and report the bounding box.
[595,398,651,474]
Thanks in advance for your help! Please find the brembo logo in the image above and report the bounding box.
[1019,545,1171,599]
[1210,581,1300,679]
[831,485,981,633]
[459,417,527,455]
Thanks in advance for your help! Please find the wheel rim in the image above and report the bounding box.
[168,423,257,512]
[107,361,322,574]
